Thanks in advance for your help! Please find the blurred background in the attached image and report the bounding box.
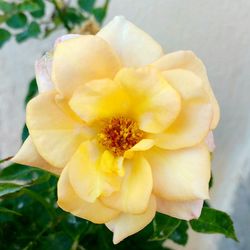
[0,1,249,249]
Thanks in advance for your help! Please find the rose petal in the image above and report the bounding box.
[205,131,216,152]
[58,165,120,224]
[106,195,156,244]
[52,35,121,98]
[152,51,220,129]
[156,197,204,220]
[54,34,81,47]
[145,144,210,201]
[97,16,163,67]
[12,136,61,175]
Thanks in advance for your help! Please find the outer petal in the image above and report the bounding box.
[156,197,203,220]
[106,195,156,244]
[97,16,163,67]
[101,155,153,214]
[152,51,220,129]
[11,136,61,175]
[52,35,121,98]
[205,131,216,152]
[115,67,181,133]
[145,144,210,201]
[69,79,130,123]
[68,141,122,203]
[58,165,119,224]
[27,91,94,168]
[152,69,213,149]
[54,34,81,47]
[35,53,54,93]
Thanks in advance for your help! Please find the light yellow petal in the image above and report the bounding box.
[152,51,220,128]
[115,67,181,133]
[106,195,156,244]
[69,79,130,123]
[27,91,94,168]
[152,69,213,149]
[97,16,163,67]
[101,155,153,214]
[146,144,210,201]
[58,165,119,224]
[11,136,61,175]
[52,35,121,98]
[68,141,122,203]
[156,197,203,220]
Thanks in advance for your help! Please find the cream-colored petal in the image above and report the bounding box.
[54,34,80,47]
[27,91,93,168]
[115,67,181,133]
[68,141,122,203]
[101,155,153,214]
[152,69,213,149]
[97,16,163,67]
[205,131,215,152]
[152,51,220,129]
[146,144,210,201]
[156,197,203,220]
[58,165,119,224]
[106,195,156,244]
[35,53,54,93]
[11,136,61,175]
[69,79,130,123]
[52,35,121,98]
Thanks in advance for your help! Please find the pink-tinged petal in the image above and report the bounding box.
[58,165,120,224]
[145,144,211,201]
[11,136,61,175]
[205,131,216,152]
[97,16,163,67]
[106,195,156,244]
[54,34,81,47]
[35,53,54,93]
[156,197,204,220]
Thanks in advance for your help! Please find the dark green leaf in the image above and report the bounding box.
[78,0,96,12]
[25,78,38,105]
[22,124,29,142]
[190,207,238,241]
[0,28,11,47]
[169,220,189,246]
[0,182,27,197]
[0,14,7,24]
[30,0,45,19]
[93,7,106,24]
[149,213,181,241]
[0,207,22,216]
[15,30,29,42]
[209,172,213,189]
[0,1,15,13]
[28,21,41,37]
[64,8,85,26]
[18,1,41,12]
[6,13,27,29]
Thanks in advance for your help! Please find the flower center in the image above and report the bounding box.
[98,117,143,156]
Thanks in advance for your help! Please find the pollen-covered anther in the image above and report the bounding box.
[98,117,144,156]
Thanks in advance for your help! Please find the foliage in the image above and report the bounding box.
[0,0,109,47]
[0,0,238,249]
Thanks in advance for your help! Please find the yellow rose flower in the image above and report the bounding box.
[13,16,220,244]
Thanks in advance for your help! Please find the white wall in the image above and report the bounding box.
[1,1,250,249]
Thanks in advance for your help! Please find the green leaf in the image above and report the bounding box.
[28,21,41,37]
[149,213,181,241]
[0,207,22,216]
[64,8,86,26]
[93,7,106,24]
[78,0,96,12]
[190,207,238,241]
[0,182,27,197]
[30,0,45,19]
[25,78,38,105]
[169,220,189,246]
[6,13,27,29]
[0,1,15,13]
[22,124,29,142]
[0,28,11,47]
[16,30,29,43]
[18,1,41,12]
